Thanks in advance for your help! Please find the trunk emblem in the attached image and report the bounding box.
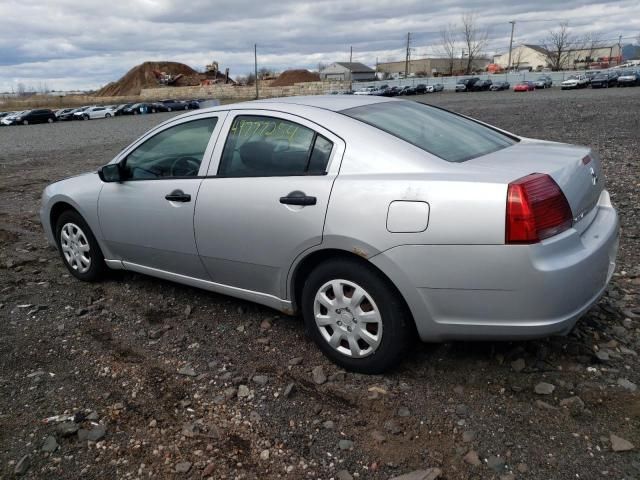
[590,167,598,186]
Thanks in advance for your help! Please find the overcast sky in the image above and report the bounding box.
[1,0,639,92]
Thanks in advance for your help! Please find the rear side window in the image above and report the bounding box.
[341,101,516,163]
[218,115,333,177]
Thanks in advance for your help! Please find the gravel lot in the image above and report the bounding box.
[0,88,638,480]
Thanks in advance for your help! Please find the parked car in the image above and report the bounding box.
[185,99,200,109]
[415,84,428,94]
[156,99,189,112]
[428,83,444,92]
[472,79,492,91]
[397,86,416,95]
[1,111,24,125]
[354,86,376,96]
[616,69,640,87]
[514,81,535,92]
[455,77,480,92]
[57,108,83,121]
[80,106,115,119]
[13,109,57,125]
[72,106,93,120]
[381,86,401,97]
[122,103,156,115]
[490,81,510,91]
[590,73,617,89]
[113,104,133,116]
[561,75,588,90]
[55,108,76,119]
[534,76,553,88]
[39,96,619,373]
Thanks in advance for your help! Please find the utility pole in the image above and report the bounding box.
[404,32,411,78]
[254,44,258,99]
[617,35,622,66]
[507,21,516,72]
[349,46,353,63]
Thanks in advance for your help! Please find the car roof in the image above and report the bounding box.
[197,95,394,115]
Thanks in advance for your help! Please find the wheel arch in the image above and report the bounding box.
[289,248,418,335]
[49,200,81,233]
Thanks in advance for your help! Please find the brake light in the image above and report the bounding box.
[506,173,573,244]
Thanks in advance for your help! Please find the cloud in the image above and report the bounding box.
[0,0,638,91]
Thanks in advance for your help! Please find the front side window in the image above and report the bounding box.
[123,117,217,180]
[341,101,516,163]
[218,115,333,177]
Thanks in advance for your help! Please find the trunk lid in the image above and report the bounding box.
[467,139,604,229]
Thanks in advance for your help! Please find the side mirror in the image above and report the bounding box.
[98,163,122,182]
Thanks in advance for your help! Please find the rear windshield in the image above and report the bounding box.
[340,101,517,163]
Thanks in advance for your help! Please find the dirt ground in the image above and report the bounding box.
[0,88,638,480]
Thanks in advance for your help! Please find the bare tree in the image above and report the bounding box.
[16,82,26,97]
[317,62,328,72]
[438,24,458,75]
[541,23,578,71]
[511,47,524,70]
[460,13,489,74]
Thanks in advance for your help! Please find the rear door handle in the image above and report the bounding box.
[279,191,317,206]
[165,190,191,202]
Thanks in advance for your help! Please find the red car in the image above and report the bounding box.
[514,81,535,92]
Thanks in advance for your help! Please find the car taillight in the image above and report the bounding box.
[506,173,573,244]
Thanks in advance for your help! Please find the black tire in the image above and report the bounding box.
[301,258,413,373]
[55,210,106,282]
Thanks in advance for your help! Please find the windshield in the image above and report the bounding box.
[341,101,517,163]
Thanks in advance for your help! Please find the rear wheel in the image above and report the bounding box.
[47,117,54,123]
[55,210,106,282]
[167,107,172,112]
[105,113,111,118]
[301,258,412,373]
[22,120,29,125]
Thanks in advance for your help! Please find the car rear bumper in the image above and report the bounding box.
[371,190,619,342]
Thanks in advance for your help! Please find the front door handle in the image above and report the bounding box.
[279,190,317,206]
[165,190,191,202]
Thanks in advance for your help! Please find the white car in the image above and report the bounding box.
[74,106,114,120]
[425,84,444,93]
[1,111,27,126]
[561,75,588,90]
[353,87,376,96]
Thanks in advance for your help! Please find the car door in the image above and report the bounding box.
[194,110,345,300]
[98,112,226,278]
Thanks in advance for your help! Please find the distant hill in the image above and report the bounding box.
[622,44,640,60]
[96,61,198,97]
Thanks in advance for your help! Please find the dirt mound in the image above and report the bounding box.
[271,69,320,87]
[96,61,198,97]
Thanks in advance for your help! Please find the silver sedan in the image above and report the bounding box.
[40,96,619,373]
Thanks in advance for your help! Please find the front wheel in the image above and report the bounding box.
[301,258,413,373]
[105,113,111,118]
[55,210,106,282]
[22,120,29,125]
[47,117,54,123]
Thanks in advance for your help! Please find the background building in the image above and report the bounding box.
[376,57,490,77]
[493,44,623,71]
[319,62,376,81]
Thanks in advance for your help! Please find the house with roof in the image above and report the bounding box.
[319,62,376,81]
